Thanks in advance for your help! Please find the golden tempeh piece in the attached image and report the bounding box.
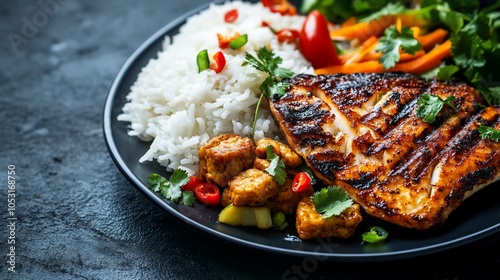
[199,133,255,187]
[296,198,362,239]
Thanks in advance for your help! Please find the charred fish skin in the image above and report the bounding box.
[270,72,499,230]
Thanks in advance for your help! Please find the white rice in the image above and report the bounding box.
[118,1,313,174]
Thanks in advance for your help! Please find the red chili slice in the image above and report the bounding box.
[195,183,221,206]
[261,0,297,15]
[276,29,299,43]
[217,32,240,49]
[291,172,311,193]
[181,176,202,192]
[210,51,226,73]
[224,9,238,23]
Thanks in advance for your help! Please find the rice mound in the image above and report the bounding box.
[118,1,313,174]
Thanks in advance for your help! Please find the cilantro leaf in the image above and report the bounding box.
[360,2,407,22]
[416,94,456,123]
[376,25,422,69]
[180,191,195,206]
[169,168,190,190]
[147,173,167,192]
[478,125,500,142]
[311,186,353,219]
[244,47,294,80]
[147,170,193,206]
[243,47,294,140]
[436,65,460,81]
[264,145,287,186]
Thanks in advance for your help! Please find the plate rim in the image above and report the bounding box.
[102,0,500,261]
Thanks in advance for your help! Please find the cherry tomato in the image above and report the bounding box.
[210,51,226,73]
[181,176,202,192]
[261,0,297,15]
[224,9,238,23]
[292,172,311,193]
[299,10,341,69]
[276,29,300,43]
[195,183,221,206]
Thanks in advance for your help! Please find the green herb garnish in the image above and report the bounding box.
[376,25,422,69]
[416,94,456,123]
[147,169,194,206]
[243,47,294,140]
[311,186,353,219]
[478,125,500,142]
[362,226,389,243]
[265,145,287,186]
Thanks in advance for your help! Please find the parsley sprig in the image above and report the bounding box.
[416,94,456,123]
[311,186,353,219]
[147,169,195,206]
[376,25,422,69]
[478,125,500,142]
[243,47,294,140]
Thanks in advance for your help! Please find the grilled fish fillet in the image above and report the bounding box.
[269,73,500,230]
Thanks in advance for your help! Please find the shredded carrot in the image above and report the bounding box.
[330,15,394,43]
[396,17,403,33]
[360,49,426,63]
[417,28,448,50]
[341,16,358,28]
[316,40,451,75]
[341,36,379,64]
[392,39,451,74]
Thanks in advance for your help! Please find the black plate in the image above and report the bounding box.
[103,0,500,261]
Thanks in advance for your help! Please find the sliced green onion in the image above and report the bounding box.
[362,226,388,243]
[197,49,209,72]
[229,34,248,50]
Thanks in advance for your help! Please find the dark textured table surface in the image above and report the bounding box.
[1,0,499,279]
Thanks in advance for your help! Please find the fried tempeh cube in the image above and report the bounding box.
[255,138,303,168]
[295,197,362,240]
[266,178,314,214]
[227,168,278,206]
[199,133,255,187]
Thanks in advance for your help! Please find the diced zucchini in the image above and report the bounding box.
[218,204,272,229]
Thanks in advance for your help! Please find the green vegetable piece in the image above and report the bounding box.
[265,145,287,186]
[147,173,167,192]
[243,47,294,140]
[218,204,272,229]
[272,211,288,229]
[436,65,460,81]
[147,169,194,206]
[376,25,422,69]
[478,125,500,142]
[416,94,456,123]
[180,191,195,206]
[311,186,353,219]
[229,34,248,50]
[197,49,209,72]
[362,226,388,243]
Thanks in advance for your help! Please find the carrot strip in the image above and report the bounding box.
[360,49,425,62]
[416,28,448,50]
[342,36,379,64]
[341,16,357,28]
[315,40,451,75]
[330,15,394,42]
[392,39,451,74]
